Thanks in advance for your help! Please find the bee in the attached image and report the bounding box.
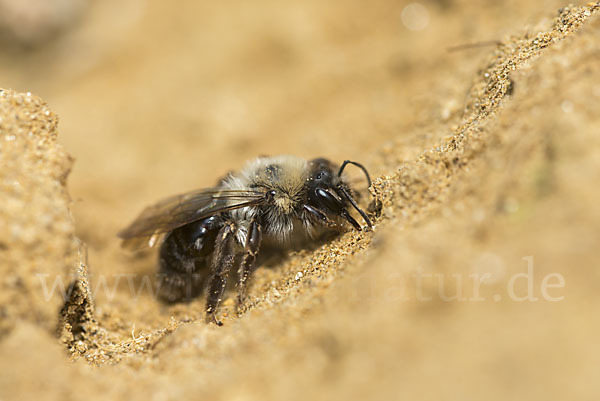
[118,155,373,325]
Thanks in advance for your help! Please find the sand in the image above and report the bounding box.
[1,1,599,400]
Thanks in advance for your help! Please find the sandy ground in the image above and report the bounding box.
[1,1,600,400]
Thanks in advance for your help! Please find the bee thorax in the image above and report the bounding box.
[274,193,297,213]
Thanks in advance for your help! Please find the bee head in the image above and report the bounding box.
[304,158,372,230]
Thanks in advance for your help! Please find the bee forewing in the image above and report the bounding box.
[120,233,164,250]
[118,187,266,249]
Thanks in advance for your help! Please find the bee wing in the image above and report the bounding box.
[118,187,267,249]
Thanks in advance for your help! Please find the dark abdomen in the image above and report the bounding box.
[156,216,222,302]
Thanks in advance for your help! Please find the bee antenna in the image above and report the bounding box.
[337,160,372,188]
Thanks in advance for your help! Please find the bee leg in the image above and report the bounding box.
[205,223,236,326]
[315,188,362,231]
[303,204,337,228]
[236,219,262,313]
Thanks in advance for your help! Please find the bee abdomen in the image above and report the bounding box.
[156,216,222,302]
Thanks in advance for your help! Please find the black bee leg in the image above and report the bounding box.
[337,185,372,228]
[236,219,262,313]
[336,160,373,228]
[303,204,337,228]
[315,188,362,230]
[205,223,236,326]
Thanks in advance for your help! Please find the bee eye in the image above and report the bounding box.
[316,173,323,180]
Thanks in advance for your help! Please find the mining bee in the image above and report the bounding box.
[118,155,373,325]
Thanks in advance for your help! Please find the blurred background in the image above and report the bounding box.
[0,0,568,234]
